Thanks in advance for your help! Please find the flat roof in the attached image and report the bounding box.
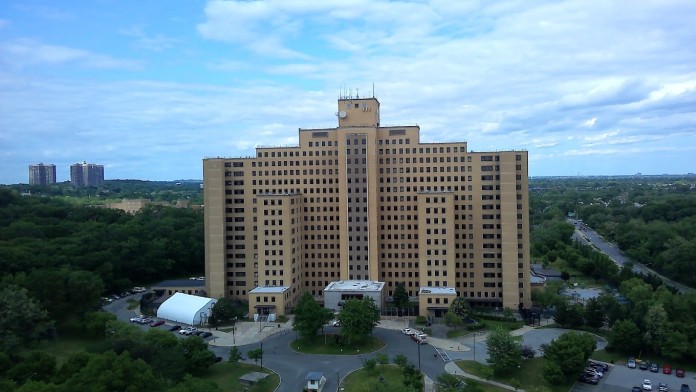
[249,286,289,294]
[324,280,385,292]
[419,287,456,295]
[152,279,205,288]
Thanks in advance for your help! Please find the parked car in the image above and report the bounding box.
[680,385,691,392]
[150,320,165,327]
[676,369,685,378]
[659,383,668,392]
[168,325,181,332]
[179,327,197,335]
[664,364,672,375]
[200,332,213,338]
[643,380,653,391]
[332,320,340,327]
[193,330,205,336]
[650,363,659,373]
[633,387,643,392]
[628,358,637,369]
[585,368,603,378]
[215,356,223,363]
[578,374,599,384]
[640,362,650,370]
[137,318,152,325]
[401,328,413,335]
[132,287,147,293]
[589,361,609,371]
[129,315,145,323]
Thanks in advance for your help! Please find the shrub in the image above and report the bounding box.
[415,316,427,325]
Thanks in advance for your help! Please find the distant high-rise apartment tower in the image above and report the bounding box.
[28,163,57,185]
[70,161,104,187]
[203,96,531,317]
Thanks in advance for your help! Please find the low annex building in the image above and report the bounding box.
[323,280,385,312]
[418,287,457,318]
[248,286,291,317]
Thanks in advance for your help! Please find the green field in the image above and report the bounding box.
[455,359,575,392]
[340,365,407,391]
[204,362,279,392]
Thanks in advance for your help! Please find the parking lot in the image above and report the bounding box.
[573,362,693,392]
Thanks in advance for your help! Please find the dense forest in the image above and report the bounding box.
[529,175,696,287]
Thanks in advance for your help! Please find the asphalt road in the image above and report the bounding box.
[233,326,445,392]
[569,219,694,294]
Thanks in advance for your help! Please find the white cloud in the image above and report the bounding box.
[582,118,597,127]
[119,26,179,52]
[0,39,142,69]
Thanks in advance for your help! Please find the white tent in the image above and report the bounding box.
[157,293,217,326]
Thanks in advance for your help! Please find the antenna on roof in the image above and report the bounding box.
[357,88,359,98]
[372,83,375,98]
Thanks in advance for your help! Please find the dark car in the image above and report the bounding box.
[633,387,643,392]
[650,363,659,373]
[676,369,685,378]
[215,357,223,363]
[590,361,609,371]
[578,374,599,385]
[680,384,691,392]
[193,330,205,336]
[640,362,649,370]
[150,320,165,327]
[659,383,668,392]
[200,332,213,338]
[168,325,181,331]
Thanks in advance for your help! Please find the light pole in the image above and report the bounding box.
[232,317,237,345]
[473,332,476,362]
[417,340,421,371]
[260,340,263,369]
[336,371,339,392]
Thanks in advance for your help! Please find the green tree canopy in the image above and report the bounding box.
[337,297,381,344]
[292,292,334,338]
[0,285,54,352]
[485,327,522,375]
[449,297,471,320]
[392,283,410,309]
[542,331,596,384]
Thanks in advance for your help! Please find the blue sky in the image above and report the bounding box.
[1,0,695,183]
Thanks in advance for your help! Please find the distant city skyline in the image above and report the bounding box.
[1,0,695,184]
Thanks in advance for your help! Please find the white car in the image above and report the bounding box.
[401,328,414,335]
[332,320,340,327]
[643,380,653,391]
[129,315,145,323]
[179,327,198,335]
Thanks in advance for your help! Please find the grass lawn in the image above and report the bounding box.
[292,334,385,355]
[204,362,279,392]
[340,365,406,391]
[447,329,471,338]
[455,359,575,392]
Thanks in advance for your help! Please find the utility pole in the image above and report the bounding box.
[473,332,476,362]
[260,340,263,369]
[417,340,421,371]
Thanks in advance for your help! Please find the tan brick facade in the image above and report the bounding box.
[204,97,531,315]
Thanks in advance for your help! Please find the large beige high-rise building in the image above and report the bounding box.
[204,96,531,317]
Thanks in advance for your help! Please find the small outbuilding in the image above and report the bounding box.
[305,371,326,392]
[156,292,216,326]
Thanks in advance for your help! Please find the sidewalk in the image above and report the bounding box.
[444,362,524,392]
[207,319,294,347]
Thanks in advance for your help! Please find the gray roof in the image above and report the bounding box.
[306,372,324,380]
[152,279,205,288]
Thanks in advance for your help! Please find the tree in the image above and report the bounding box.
[520,345,536,359]
[83,311,117,338]
[168,375,223,392]
[449,297,471,320]
[393,354,409,368]
[392,283,410,309]
[7,351,57,384]
[362,358,377,375]
[437,372,463,392]
[292,292,334,338]
[583,298,605,329]
[485,327,522,375]
[643,303,668,355]
[62,351,160,392]
[542,331,596,383]
[445,310,463,329]
[0,285,54,352]
[228,346,244,363]
[247,348,263,366]
[401,362,423,392]
[178,336,216,376]
[609,319,642,355]
[337,297,381,344]
[553,301,584,328]
[375,352,389,365]
[209,298,244,327]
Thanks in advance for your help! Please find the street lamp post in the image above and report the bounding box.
[260,340,263,369]
[473,332,476,362]
[232,317,237,345]
[417,340,421,371]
